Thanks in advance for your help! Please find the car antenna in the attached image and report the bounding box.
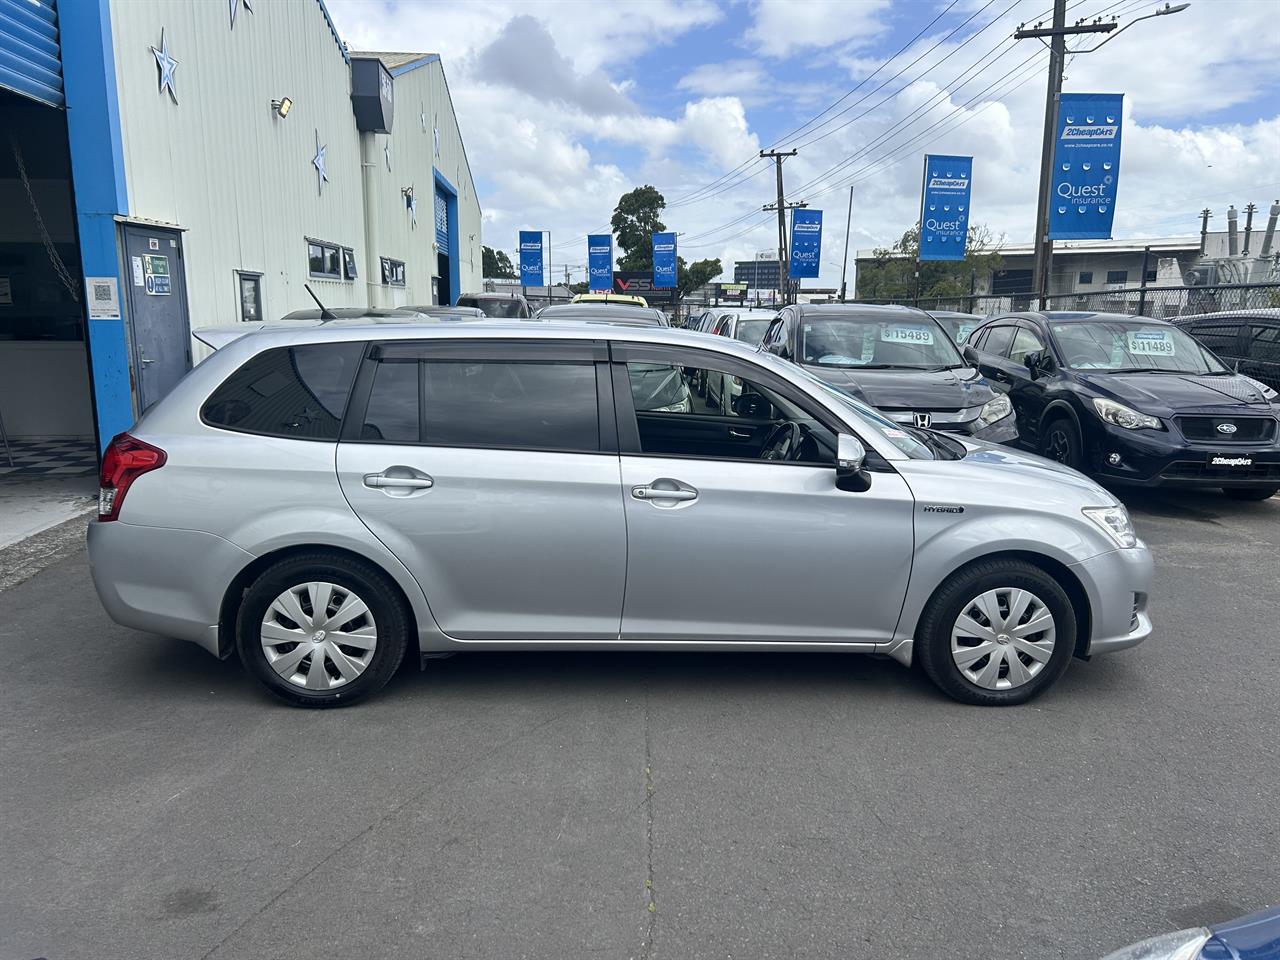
[305,283,338,323]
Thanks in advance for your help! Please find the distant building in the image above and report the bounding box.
[734,258,782,291]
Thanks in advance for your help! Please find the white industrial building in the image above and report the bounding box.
[0,0,480,455]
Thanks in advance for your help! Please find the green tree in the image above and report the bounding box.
[678,256,723,297]
[482,245,517,280]
[856,224,1004,301]
[611,185,667,272]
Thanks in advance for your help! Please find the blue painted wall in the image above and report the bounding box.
[60,0,133,450]
[433,168,460,306]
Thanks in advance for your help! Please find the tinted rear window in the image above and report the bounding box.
[202,342,363,440]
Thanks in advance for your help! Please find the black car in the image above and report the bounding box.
[761,303,1017,442]
[964,311,1280,499]
[1175,308,1280,393]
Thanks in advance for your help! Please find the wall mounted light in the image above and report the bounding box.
[401,185,414,205]
[271,97,292,119]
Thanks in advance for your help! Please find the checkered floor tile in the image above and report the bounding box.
[0,437,99,480]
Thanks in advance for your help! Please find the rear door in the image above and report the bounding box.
[1002,324,1052,441]
[336,339,627,640]
[612,342,914,643]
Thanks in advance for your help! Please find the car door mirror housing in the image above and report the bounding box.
[962,344,980,366]
[733,392,768,418]
[836,434,871,491]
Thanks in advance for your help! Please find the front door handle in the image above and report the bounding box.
[728,428,752,438]
[632,479,699,507]
[364,472,434,490]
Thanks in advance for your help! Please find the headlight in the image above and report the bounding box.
[1093,398,1162,430]
[1241,374,1278,401]
[976,394,1013,427]
[652,397,691,414]
[1098,927,1210,960]
[1083,504,1138,549]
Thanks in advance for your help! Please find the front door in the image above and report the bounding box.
[336,339,627,639]
[122,225,191,410]
[612,344,915,643]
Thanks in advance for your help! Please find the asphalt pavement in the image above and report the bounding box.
[1,489,1278,960]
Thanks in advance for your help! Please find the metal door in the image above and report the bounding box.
[122,225,192,410]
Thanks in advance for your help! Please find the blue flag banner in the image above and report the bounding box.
[519,230,544,286]
[918,154,972,262]
[587,234,613,291]
[1049,93,1123,240]
[789,209,823,278]
[652,232,677,289]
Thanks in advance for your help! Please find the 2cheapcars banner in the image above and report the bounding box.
[652,232,677,289]
[788,209,823,278]
[587,235,613,291]
[1049,93,1123,240]
[519,231,544,286]
[918,155,972,262]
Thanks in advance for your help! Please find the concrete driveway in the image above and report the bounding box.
[1,490,1277,960]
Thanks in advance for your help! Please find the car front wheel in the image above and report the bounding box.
[236,552,409,707]
[916,559,1076,706]
[1222,485,1278,501]
[1039,417,1082,471]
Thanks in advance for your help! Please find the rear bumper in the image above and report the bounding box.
[87,520,255,657]
[1069,545,1154,656]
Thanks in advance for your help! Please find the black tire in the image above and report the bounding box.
[1222,486,1278,501]
[915,558,1077,706]
[235,552,410,708]
[1039,416,1082,471]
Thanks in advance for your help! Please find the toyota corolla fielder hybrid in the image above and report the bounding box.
[89,323,1151,708]
[761,303,1017,441]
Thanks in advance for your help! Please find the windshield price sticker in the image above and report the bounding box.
[1128,330,1174,356]
[881,325,934,345]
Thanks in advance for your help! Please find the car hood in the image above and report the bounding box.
[802,365,995,409]
[1082,370,1273,413]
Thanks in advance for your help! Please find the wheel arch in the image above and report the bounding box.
[217,544,425,660]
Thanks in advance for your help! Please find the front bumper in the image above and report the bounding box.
[885,410,1019,444]
[1086,422,1280,487]
[88,520,256,657]
[1069,544,1154,657]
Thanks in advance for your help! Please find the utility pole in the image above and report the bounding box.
[1017,1,1188,308]
[839,185,854,302]
[761,148,797,303]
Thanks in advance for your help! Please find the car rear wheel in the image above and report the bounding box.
[1040,417,1082,470]
[1222,485,1278,501]
[916,559,1076,706]
[236,553,409,707]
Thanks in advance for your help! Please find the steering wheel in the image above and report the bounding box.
[1067,347,1108,367]
[760,421,801,462]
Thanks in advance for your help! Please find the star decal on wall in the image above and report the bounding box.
[384,140,392,172]
[229,0,252,28]
[409,194,418,228]
[150,29,179,104]
[420,103,427,132]
[433,116,441,158]
[312,130,328,195]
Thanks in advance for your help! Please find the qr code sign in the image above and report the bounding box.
[93,282,113,302]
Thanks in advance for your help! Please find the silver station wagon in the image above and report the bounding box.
[89,324,1152,707]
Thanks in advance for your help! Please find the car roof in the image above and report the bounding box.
[793,302,936,321]
[402,305,487,316]
[280,307,426,320]
[1176,308,1280,323]
[986,311,1176,325]
[459,291,526,300]
[927,310,984,319]
[539,303,665,323]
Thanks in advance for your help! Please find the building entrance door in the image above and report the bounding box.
[121,225,191,411]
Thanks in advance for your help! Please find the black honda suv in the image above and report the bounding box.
[964,311,1280,499]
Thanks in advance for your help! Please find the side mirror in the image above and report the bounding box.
[836,434,870,492]
[962,344,980,366]
[733,392,767,418]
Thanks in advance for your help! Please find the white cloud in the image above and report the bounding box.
[745,0,891,59]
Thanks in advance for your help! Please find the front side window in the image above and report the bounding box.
[979,325,1016,357]
[799,316,963,369]
[1052,321,1229,374]
[202,342,364,440]
[1008,327,1047,365]
[1188,323,1240,357]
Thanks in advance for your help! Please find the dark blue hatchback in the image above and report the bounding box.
[1102,903,1280,958]
[965,311,1280,500]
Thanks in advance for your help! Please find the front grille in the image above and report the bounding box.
[1175,416,1275,442]
[1160,460,1280,481]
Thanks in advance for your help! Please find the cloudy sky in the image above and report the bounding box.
[327,0,1280,289]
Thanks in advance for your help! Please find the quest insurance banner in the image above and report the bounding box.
[652,232,677,289]
[587,235,613,291]
[788,209,823,278]
[1049,93,1123,240]
[519,231,544,286]
[918,155,972,262]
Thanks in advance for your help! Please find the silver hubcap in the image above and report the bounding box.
[951,587,1056,690]
[260,581,377,690]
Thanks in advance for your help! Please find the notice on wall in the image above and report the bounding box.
[86,277,121,319]
[0,277,11,305]
[142,255,172,296]
[131,256,144,287]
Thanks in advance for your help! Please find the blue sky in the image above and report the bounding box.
[329,0,1280,287]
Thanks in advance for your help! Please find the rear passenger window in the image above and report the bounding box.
[362,361,419,443]
[202,342,363,440]
[1190,324,1241,358]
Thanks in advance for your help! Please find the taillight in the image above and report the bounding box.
[98,433,166,521]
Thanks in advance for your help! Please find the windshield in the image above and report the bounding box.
[800,317,963,369]
[932,315,982,344]
[475,299,524,318]
[735,319,771,344]
[1052,321,1229,374]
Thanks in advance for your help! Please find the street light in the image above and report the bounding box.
[1069,2,1191,52]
